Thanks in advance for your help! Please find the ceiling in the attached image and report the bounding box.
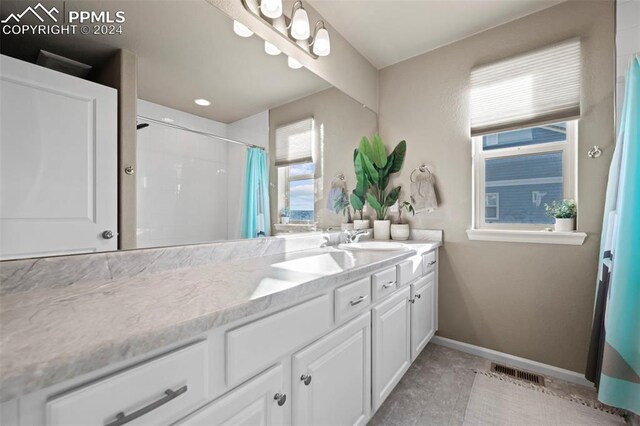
[0,0,330,123]
[308,0,566,69]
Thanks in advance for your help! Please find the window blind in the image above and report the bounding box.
[275,118,314,166]
[470,38,581,136]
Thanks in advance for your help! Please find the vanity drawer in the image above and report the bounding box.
[371,267,397,300]
[423,250,437,274]
[398,255,423,286]
[335,277,371,323]
[226,295,331,387]
[47,341,208,426]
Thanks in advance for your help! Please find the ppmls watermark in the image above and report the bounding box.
[1,3,126,35]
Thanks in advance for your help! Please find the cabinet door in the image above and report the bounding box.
[410,274,436,361]
[372,286,411,411]
[292,312,371,426]
[179,365,286,426]
[0,54,117,259]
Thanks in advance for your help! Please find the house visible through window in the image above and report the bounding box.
[473,121,576,229]
[274,118,316,223]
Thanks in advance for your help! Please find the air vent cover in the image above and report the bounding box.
[491,363,545,386]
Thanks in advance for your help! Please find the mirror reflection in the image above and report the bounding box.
[0,0,377,260]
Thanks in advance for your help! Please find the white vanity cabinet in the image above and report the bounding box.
[372,286,412,411]
[178,364,287,426]
[292,312,371,426]
[410,272,437,361]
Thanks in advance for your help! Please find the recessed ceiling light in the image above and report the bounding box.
[194,98,211,106]
[162,117,174,123]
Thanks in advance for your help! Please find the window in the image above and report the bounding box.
[274,118,317,223]
[473,121,576,230]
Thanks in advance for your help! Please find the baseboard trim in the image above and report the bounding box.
[431,336,593,387]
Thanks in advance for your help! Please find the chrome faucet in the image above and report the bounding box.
[343,229,370,244]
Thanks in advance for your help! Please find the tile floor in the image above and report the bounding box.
[368,342,627,426]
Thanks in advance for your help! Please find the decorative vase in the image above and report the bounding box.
[390,224,410,240]
[554,217,575,232]
[353,219,370,230]
[280,217,290,225]
[373,220,391,240]
[341,223,354,231]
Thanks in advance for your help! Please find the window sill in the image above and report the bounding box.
[466,229,587,245]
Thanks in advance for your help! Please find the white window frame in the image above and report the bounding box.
[283,163,315,224]
[471,120,578,232]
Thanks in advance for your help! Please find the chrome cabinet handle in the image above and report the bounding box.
[105,385,188,426]
[427,260,437,266]
[274,393,287,406]
[102,230,115,239]
[410,294,422,304]
[349,295,368,306]
[382,281,395,289]
[300,374,312,385]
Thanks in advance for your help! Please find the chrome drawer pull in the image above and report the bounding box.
[427,260,437,266]
[105,385,188,426]
[274,393,287,406]
[349,295,368,306]
[382,281,395,289]
[410,294,422,304]
[300,374,312,385]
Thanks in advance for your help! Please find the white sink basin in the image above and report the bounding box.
[271,252,355,276]
[339,241,408,251]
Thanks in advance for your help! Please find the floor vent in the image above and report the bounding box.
[490,363,545,386]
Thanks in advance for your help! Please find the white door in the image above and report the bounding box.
[410,274,436,361]
[178,365,286,425]
[372,286,411,411]
[0,55,117,259]
[292,312,371,426]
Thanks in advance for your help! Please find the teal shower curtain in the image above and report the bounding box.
[586,56,639,415]
[241,148,271,239]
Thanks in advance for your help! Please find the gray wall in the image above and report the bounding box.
[269,87,378,228]
[378,0,615,372]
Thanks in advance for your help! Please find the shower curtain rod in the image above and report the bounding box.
[136,115,266,150]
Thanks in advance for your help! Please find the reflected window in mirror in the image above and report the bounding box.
[285,163,315,222]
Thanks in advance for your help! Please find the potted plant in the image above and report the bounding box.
[279,207,290,225]
[544,199,577,231]
[357,134,406,240]
[351,148,370,230]
[333,190,354,230]
[391,201,415,240]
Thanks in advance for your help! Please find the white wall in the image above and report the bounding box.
[616,0,640,122]
[136,100,229,248]
[226,111,270,239]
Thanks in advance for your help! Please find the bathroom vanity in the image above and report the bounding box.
[0,239,439,425]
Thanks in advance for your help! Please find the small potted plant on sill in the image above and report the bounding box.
[356,134,406,240]
[544,199,577,231]
[391,201,415,240]
[279,207,290,225]
[334,190,354,231]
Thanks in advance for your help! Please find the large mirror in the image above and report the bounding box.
[0,0,377,259]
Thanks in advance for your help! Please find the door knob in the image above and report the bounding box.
[102,230,115,239]
[274,393,287,406]
[300,374,312,385]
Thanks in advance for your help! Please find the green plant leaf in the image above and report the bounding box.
[350,192,364,211]
[389,140,406,173]
[353,148,359,163]
[366,192,383,217]
[385,186,402,206]
[360,151,379,182]
[358,137,374,162]
[371,134,388,168]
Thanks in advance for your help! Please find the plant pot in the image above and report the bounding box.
[373,220,391,240]
[341,223,354,231]
[554,218,575,232]
[353,219,370,230]
[390,224,410,240]
[280,217,290,225]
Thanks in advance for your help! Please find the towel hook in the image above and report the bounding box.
[587,146,602,159]
[410,165,432,182]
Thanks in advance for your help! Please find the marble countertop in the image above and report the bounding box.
[0,241,440,401]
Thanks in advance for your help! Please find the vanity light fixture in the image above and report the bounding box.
[288,56,303,69]
[311,21,330,56]
[289,1,310,41]
[194,98,211,106]
[233,20,254,38]
[264,41,281,56]
[260,0,282,19]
